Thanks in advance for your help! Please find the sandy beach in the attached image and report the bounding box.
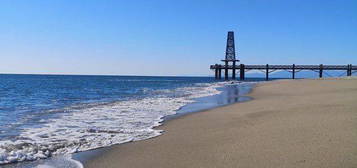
[85,78,357,168]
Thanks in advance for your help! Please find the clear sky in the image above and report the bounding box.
[1,0,356,76]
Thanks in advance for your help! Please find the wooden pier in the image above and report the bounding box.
[211,31,355,80]
[210,64,356,80]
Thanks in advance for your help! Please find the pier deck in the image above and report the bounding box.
[210,64,356,80]
[210,31,355,80]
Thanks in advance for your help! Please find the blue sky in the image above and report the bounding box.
[0,0,356,76]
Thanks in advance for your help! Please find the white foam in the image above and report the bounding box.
[34,155,83,168]
[0,82,228,165]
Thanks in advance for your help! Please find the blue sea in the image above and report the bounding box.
[0,74,255,167]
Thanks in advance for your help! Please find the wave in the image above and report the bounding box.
[0,81,231,165]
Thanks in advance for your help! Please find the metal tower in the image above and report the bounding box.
[222,31,240,80]
[225,31,237,61]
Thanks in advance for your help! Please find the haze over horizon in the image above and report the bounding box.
[1,0,356,76]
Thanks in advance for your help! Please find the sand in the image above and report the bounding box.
[85,78,357,168]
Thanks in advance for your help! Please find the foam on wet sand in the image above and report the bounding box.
[85,78,357,168]
[0,81,232,165]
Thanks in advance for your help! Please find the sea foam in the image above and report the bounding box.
[0,81,229,165]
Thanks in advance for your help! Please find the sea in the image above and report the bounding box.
[0,74,256,168]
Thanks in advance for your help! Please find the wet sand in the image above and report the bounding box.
[85,78,357,168]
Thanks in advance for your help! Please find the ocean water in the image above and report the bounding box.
[0,74,255,167]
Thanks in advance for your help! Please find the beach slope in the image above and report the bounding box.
[85,78,357,168]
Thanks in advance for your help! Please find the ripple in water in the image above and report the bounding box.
[0,75,231,165]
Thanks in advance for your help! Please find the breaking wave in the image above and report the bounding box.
[0,82,229,165]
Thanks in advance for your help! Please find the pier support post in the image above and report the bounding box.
[240,64,245,80]
[351,64,354,76]
[224,61,229,80]
[214,65,219,79]
[218,65,222,79]
[266,64,269,81]
[319,64,323,78]
[347,64,350,76]
[232,61,236,79]
[292,64,295,79]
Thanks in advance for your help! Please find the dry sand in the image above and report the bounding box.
[85,78,357,168]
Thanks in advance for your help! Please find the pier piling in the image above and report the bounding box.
[214,64,219,79]
[240,64,245,80]
[319,64,323,78]
[232,61,236,79]
[292,64,295,79]
[266,64,269,81]
[347,64,352,76]
[224,61,229,80]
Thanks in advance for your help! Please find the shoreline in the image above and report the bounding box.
[73,81,256,165]
[85,78,357,168]
[1,80,256,168]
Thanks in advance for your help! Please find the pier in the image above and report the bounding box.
[211,31,356,80]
